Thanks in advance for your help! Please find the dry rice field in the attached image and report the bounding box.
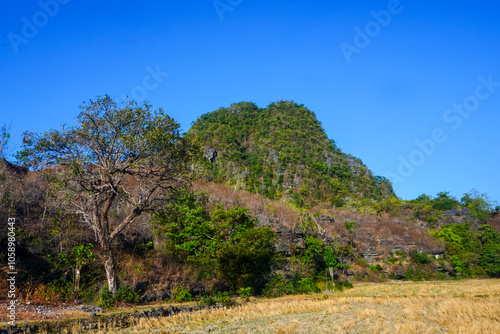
[66,279,500,334]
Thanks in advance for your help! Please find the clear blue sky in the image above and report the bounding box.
[2,0,500,204]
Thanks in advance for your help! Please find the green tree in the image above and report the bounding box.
[17,96,200,294]
[216,227,274,291]
[477,224,500,246]
[461,190,494,223]
[479,244,500,277]
[153,192,271,285]
[58,244,95,291]
[324,246,349,288]
[431,192,460,211]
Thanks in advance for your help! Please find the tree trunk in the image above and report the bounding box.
[74,267,81,292]
[102,242,120,294]
[329,266,335,290]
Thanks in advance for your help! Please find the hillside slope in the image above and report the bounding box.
[188,101,394,208]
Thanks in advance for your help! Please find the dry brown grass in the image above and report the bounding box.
[79,279,500,334]
[192,180,300,227]
[489,214,500,233]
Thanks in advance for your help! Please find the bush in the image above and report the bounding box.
[296,277,320,294]
[263,274,294,298]
[369,264,383,273]
[410,251,432,265]
[200,294,217,306]
[172,285,192,303]
[479,244,500,277]
[356,258,369,267]
[97,288,113,309]
[216,227,274,292]
[335,281,353,291]
[214,291,237,307]
[395,250,407,259]
[114,285,139,304]
[237,287,253,301]
[96,285,139,308]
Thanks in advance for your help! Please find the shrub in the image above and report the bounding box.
[479,244,500,277]
[356,258,369,267]
[335,281,353,291]
[200,294,216,306]
[369,264,383,273]
[296,277,320,294]
[214,291,236,307]
[386,255,397,264]
[216,227,274,292]
[404,268,415,280]
[395,250,407,259]
[410,251,432,265]
[450,255,463,273]
[114,285,139,304]
[237,287,253,301]
[96,285,139,308]
[263,274,294,298]
[172,285,192,303]
[97,288,113,309]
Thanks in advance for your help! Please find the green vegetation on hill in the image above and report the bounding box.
[188,100,394,208]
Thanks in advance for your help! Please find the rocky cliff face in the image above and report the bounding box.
[439,208,479,229]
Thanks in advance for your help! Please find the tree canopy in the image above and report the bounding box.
[17,95,200,293]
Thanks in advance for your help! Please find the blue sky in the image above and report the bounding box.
[1,0,500,204]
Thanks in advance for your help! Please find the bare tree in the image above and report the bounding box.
[17,96,200,294]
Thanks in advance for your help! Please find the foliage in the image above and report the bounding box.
[263,274,295,298]
[200,294,217,306]
[461,190,495,223]
[479,244,500,277]
[344,220,357,234]
[216,227,274,291]
[97,288,114,309]
[450,255,463,273]
[431,223,500,277]
[214,291,237,307]
[296,277,321,294]
[410,250,433,265]
[113,285,139,304]
[431,224,482,256]
[187,100,394,207]
[199,291,236,306]
[237,287,253,301]
[154,192,274,290]
[97,285,139,308]
[172,285,192,303]
[477,224,500,246]
[302,237,325,271]
[56,243,95,291]
[431,192,461,211]
[334,280,353,291]
[154,191,256,260]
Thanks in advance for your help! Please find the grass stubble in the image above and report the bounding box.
[42,279,500,334]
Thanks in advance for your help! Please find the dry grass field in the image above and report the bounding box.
[67,279,500,334]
